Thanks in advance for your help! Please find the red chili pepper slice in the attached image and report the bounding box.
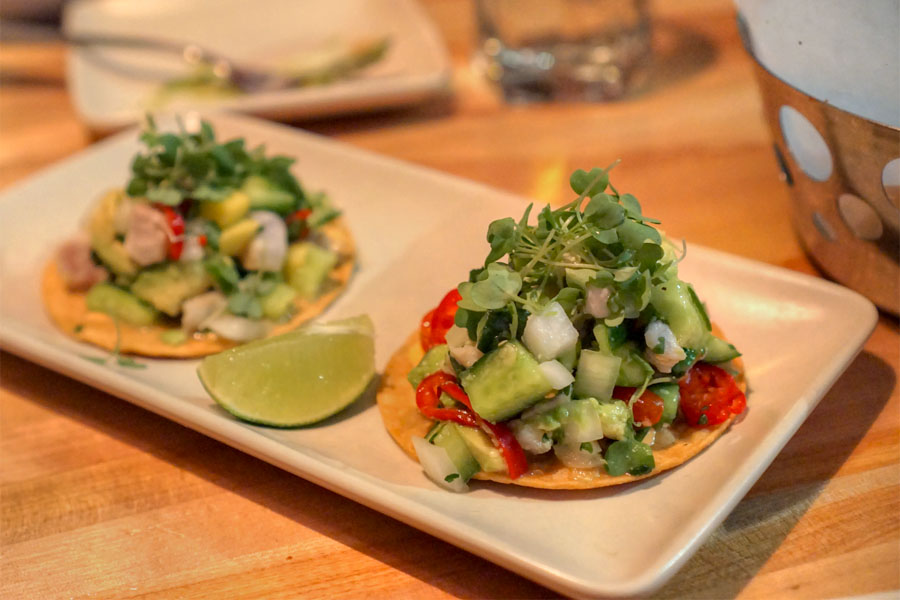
[286,208,312,224]
[420,289,461,351]
[678,363,746,427]
[155,204,185,261]
[428,374,529,480]
[419,309,435,352]
[613,387,665,427]
[197,234,208,247]
[416,372,479,428]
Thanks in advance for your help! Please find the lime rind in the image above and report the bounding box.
[197,314,375,427]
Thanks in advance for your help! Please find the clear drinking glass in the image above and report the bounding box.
[474,0,652,102]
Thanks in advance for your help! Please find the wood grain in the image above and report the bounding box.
[2,1,898,598]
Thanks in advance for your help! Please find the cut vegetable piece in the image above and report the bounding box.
[407,344,450,389]
[219,218,260,256]
[199,190,250,228]
[521,301,579,362]
[242,174,297,214]
[453,424,507,473]
[130,261,211,316]
[85,283,158,326]
[650,279,708,349]
[284,242,339,299]
[461,342,553,423]
[703,333,741,363]
[259,282,297,320]
[427,423,480,483]
[411,437,469,492]
[573,350,620,401]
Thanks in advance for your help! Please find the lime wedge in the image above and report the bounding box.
[198,315,375,427]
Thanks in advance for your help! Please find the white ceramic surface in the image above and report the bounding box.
[64,0,451,130]
[0,113,877,598]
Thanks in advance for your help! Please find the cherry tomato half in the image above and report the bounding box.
[613,387,665,427]
[678,363,746,427]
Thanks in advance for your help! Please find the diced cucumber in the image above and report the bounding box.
[614,343,653,386]
[461,341,553,423]
[219,218,260,256]
[557,341,579,371]
[284,242,338,299]
[407,344,450,389]
[573,350,620,401]
[703,333,741,363]
[259,282,297,320]
[411,436,469,492]
[561,398,605,444]
[454,424,506,473]
[130,261,212,316]
[199,190,250,228]
[92,239,138,277]
[426,423,480,483]
[650,279,709,349]
[85,283,158,326]
[650,383,679,425]
[242,175,297,214]
[593,322,626,353]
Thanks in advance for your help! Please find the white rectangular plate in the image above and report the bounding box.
[0,113,877,598]
[64,0,451,130]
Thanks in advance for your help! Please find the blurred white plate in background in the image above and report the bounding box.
[64,0,452,130]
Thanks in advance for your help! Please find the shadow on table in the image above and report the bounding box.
[649,347,896,600]
[0,351,554,598]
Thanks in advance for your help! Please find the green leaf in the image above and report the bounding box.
[126,177,148,197]
[570,168,609,196]
[485,217,517,265]
[470,263,522,309]
[584,194,626,229]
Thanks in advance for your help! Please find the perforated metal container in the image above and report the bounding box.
[739,20,900,315]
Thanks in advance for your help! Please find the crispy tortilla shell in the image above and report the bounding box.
[377,327,746,490]
[43,218,355,358]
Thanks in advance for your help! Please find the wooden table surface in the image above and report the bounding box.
[2,1,898,598]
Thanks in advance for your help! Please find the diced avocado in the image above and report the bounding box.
[573,349,620,401]
[88,189,125,243]
[284,242,338,299]
[597,399,630,440]
[407,344,450,389]
[650,383,679,425]
[219,218,260,256]
[426,422,480,483]
[650,279,709,349]
[703,333,741,363]
[614,343,653,386]
[85,283,158,326]
[130,261,212,316]
[605,438,655,476]
[92,239,138,277]
[460,341,552,423]
[242,175,297,214]
[258,282,297,320]
[199,190,250,228]
[454,424,506,473]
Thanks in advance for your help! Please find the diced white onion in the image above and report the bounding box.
[411,437,469,492]
[553,441,606,468]
[538,360,575,390]
[522,301,579,362]
[510,420,552,454]
[206,313,269,342]
[242,211,287,272]
[181,291,227,333]
[445,325,483,368]
[585,286,612,318]
[653,426,676,449]
[644,320,686,373]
